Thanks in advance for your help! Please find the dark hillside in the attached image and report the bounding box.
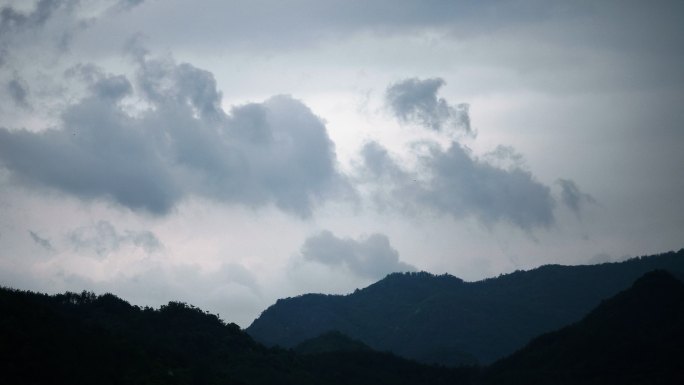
[294,330,371,354]
[0,287,470,385]
[481,270,684,384]
[3,266,683,384]
[247,249,684,365]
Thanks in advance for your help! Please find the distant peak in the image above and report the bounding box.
[632,269,683,290]
[294,330,371,355]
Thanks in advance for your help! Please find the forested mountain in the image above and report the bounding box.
[0,287,470,385]
[2,265,683,384]
[247,249,684,365]
[481,270,684,384]
[294,330,372,355]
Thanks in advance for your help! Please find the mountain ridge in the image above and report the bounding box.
[480,269,684,384]
[2,263,683,384]
[247,249,684,365]
[0,286,470,385]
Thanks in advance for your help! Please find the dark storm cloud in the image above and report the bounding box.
[0,56,346,217]
[0,97,182,214]
[7,76,30,108]
[423,143,555,229]
[69,220,162,256]
[386,78,471,134]
[300,230,415,279]
[557,178,596,214]
[374,77,557,229]
[358,141,555,229]
[28,230,53,251]
[131,54,346,215]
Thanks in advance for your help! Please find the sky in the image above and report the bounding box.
[0,0,682,327]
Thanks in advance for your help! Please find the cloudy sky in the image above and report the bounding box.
[1,0,682,326]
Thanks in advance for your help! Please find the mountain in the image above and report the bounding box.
[3,268,682,384]
[247,249,684,365]
[294,330,372,355]
[481,270,684,385]
[0,287,471,385]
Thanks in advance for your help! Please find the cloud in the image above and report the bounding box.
[483,145,525,169]
[92,74,133,100]
[77,1,615,56]
[7,76,30,108]
[357,77,557,229]
[0,98,182,214]
[358,140,555,229]
[69,220,162,257]
[134,54,223,119]
[0,0,143,45]
[28,230,53,251]
[65,63,134,100]
[423,142,555,229]
[0,0,78,62]
[359,141,407,180]
[0,55,347,217]
[0,1,157,120]
[557,178,596,214]
[116,0,145,10]
[386,77,471,134]
[214,263,260,294]
[300,230,415,279]
[356,141,423,213]
[0,0,63,33]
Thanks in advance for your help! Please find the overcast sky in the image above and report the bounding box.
[1,0,682,326]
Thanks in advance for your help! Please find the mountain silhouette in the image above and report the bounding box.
[0,286,470,385]
[247,249,684,365]
[294,330,372,354]
[481,270,684,384]
[2,261,683,384]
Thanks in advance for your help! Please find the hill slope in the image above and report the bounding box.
[294,330,372,355]
[0,287,470,385]
[481,270,684,384]
[2,268,682,384]
[247,249,684,365]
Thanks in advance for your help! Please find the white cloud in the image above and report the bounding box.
[299,230,415,279]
